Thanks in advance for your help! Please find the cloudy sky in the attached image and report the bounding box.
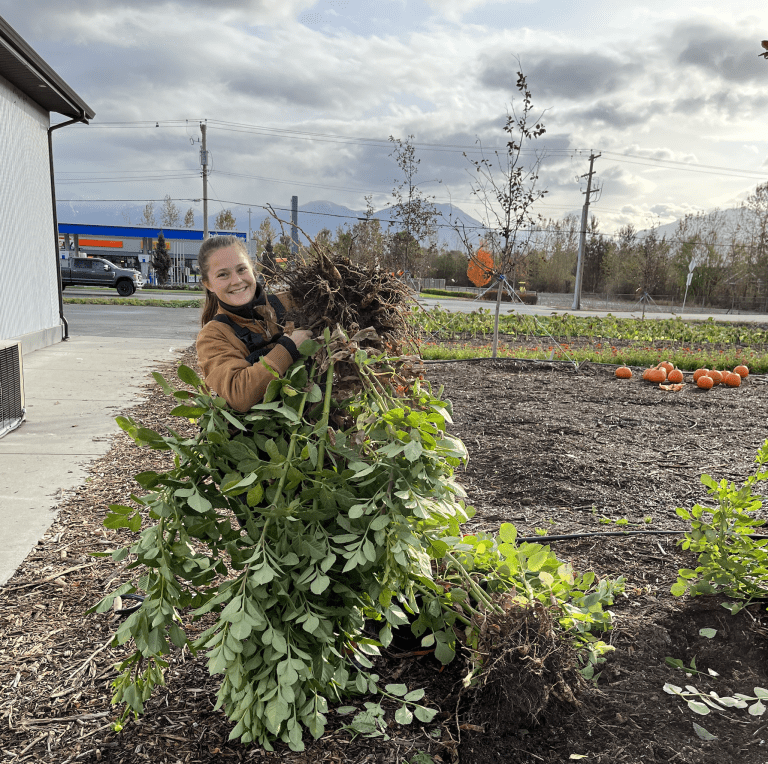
[4,0,768,236]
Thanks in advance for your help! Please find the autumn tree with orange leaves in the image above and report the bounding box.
[467,242,494,286]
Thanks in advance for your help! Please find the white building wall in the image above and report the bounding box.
[0,73,60,352]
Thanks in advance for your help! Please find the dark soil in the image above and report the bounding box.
[3,350,768,764]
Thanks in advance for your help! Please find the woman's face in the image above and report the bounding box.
[202,246,257,307]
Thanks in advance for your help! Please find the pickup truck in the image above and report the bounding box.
[60,256,144,296]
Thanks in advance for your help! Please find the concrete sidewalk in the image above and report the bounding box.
[0,336,193,588]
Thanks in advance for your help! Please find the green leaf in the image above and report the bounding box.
[499,523,517,543]
[385,684,408,697]
[670,581,687,597]
[413,706,437,723]
[687,700,710,715]
[699,628,717,639]
[403,440,423,462]
[692,722,717,741]
[134,471,160,489]
[527,549,550,572]
[169,623,187,648]
[152,371,175,394]
[170,405,206,418]
[749,700,766,716]
[369,515,390,531]
[394,704,413,725]
[177,364,202,388]
[188,492,212,512]
[310,575,330,595]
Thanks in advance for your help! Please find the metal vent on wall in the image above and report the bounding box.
[0,343,25,439]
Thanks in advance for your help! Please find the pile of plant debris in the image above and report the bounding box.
[283,249,414,353]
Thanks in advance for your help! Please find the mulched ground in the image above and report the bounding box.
[3,346,768,764]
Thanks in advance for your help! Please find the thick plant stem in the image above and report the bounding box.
[270,392,311,509]
[315,361,336,475]
[444,551,505,615]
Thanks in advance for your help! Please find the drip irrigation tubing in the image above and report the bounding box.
[422,356,578,366]
[517,529,768,543]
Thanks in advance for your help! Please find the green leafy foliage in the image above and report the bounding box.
[98,335,618,750]
[672,440,768,611]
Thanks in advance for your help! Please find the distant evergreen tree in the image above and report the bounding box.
[152,231,172,285]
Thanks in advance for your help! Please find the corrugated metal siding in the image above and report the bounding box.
[0,72,58,343]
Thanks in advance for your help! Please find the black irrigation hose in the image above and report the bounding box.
[517,529,768,543]
[422,356,577,366]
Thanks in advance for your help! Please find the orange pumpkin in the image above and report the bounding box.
[658,361,674,374]
[667,369,684,384]
[734,365,749,378]
[692,368,709,382]
[645,368,666,383]
[724,372,742,387]
[696,375,714,390]
[707,370,723,386]
[615,366,632,379]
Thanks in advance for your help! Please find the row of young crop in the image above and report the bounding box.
[410,305,768,346]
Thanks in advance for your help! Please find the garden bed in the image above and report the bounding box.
[3,347,768,763]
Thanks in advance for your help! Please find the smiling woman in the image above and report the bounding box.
[195,236,312,412]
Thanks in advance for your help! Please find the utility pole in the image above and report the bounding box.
[248,208,252,242]
[290,196,298,255]
[571,152,601,311]
[200,122,209,239]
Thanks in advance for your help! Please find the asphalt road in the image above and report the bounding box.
[62,303,202,342]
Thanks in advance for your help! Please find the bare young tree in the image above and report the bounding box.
[141,201,157,227]
[386,136,440,275]
[455,70,547,357]
[160,194,182,228]
[184,207,195,228]
[214,209,237,231]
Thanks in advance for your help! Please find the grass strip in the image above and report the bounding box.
[63,298,203,308]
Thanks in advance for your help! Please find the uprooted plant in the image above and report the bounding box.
[93,304,621,751]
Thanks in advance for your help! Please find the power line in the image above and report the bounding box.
[57,118,768,180]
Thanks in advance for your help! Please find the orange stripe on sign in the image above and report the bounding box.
[78,239,124,248]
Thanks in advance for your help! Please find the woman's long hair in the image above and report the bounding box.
[197,235,253,326]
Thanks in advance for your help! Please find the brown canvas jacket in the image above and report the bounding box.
[196,290,299,412]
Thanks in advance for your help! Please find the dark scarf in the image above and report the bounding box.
[217,282,267,320]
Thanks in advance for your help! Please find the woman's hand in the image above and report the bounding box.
[286,328,313,348]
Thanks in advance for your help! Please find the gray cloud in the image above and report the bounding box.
[566,101,654,129]
[672,23,765,83]
[481,53,634,101]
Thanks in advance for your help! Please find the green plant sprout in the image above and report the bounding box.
[664,655,718,678]
[672,440,768,613]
